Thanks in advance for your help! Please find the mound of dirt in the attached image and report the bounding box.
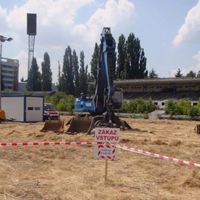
[182,170,200,188]
[169,139,182,146]
[120,138,132,143]
[151,139,168,145]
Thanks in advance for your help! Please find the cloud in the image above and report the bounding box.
[193,51,200,64]
[1,0,135,81]
[5,0,94,44]
[73,0,135,44]
[0,5,8,32]
[15,50,28,80]
[173,0,200,46]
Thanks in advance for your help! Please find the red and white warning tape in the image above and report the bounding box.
[1,140,200,169]
[116,144,200,168]
[0,141,93,147]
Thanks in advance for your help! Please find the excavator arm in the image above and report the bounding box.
[66,27,132,134]
[94,27,115,115]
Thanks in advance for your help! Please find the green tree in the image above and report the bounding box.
[27,57,41,91]
[149,68,158,78]
[57,61,62,91]
[175,68,183,78]
[79,51,88,96]
[45,92,74,113]
[72,50,80,96]
[117,34,126,79]
[197,71,200,78]
[125,33,147,79]
[41,52,52,91]
[186,70,196,78]
[61,46,74,94]
[90,43,99,81]
[56,95,74,113]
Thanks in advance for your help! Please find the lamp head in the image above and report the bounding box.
[7,37,13,42]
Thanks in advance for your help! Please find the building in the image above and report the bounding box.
[0,57,19,91]
[115,78,200,99]
[18,82,57,92]
[115,78,200,109]
[2,93,44,122]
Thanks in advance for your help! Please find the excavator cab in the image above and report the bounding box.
[74,97,95,114]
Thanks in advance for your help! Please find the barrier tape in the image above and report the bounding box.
[116,144,200,168]
[1,140,200,169]
[0,141,93,147]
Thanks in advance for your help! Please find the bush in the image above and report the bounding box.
[143,112,149,119]
[189,106,199,117]
[176,99,191,115]
[145,98,156,112]
[165,99,200,117]
[165,100,177,115]
[136,99,146,113]
[121,98,156,114]
[45,92,66,105]
[121,101,130,113]
[45,93,74,113]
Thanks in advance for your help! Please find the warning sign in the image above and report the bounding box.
[94,143,117,160]
[94,128,120,144]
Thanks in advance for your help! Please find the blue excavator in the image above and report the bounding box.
[66,27,131,134]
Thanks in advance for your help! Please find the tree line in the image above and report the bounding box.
[174,68,200,78]
[26,48,89,96]
[26,32,150,95]
[90,33,148,80]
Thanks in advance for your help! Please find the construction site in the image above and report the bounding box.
[0,26,200,199]
[0,116,200,200]
[1,1,200,199]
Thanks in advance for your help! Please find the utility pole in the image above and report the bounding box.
[0,35,13,110]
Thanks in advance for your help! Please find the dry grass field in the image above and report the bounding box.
[0,116,200,200]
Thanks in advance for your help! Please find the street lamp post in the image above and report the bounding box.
[0,35,13,110]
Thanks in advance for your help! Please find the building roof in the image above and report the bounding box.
[1,91,53,97]
[115,78,200,85]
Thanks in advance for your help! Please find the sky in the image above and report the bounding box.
[0,0,200,82]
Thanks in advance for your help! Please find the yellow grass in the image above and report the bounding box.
[0,116,200,199]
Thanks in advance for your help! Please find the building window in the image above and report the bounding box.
[28,107,33,110]
[162,102,165,106]
[3,80,13,84]
[35,107,41,110]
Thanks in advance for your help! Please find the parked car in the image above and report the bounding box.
[43,103,59,121]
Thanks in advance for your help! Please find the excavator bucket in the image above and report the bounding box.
[66,114,132,134]
[41,119,64,133]
[66,115,93,134]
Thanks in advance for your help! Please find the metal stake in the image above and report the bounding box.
[105,159,108,184]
